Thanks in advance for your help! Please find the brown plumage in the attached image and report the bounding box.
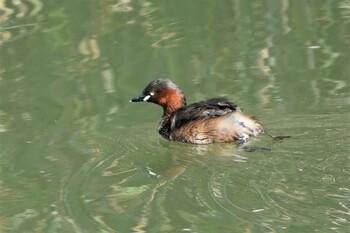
[130,79,263,144]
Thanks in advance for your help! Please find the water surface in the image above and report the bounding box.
[1,0,349,232]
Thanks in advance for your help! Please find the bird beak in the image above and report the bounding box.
[130,94,150,102]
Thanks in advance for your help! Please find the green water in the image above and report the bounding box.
[1,0,349,232]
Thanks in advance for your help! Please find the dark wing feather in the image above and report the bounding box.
[170,97,237,130]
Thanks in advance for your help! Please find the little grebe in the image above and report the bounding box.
[130,79,263,144]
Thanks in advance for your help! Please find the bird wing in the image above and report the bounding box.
[170,97,238,130]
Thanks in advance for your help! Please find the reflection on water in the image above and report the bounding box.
[0,0,42,45]
[48,113,349,232]
[1,0,349,232]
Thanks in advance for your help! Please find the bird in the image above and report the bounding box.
[130,79,263,144]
